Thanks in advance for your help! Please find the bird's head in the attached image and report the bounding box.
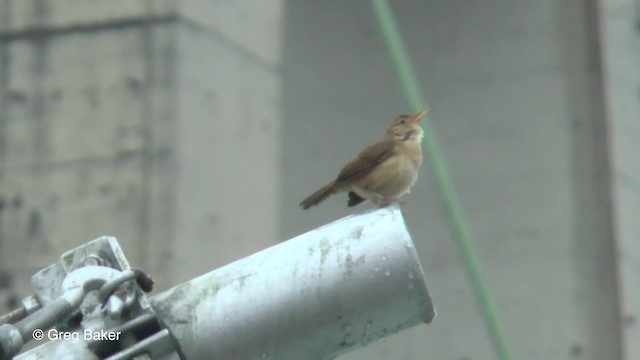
[386,110,427,142]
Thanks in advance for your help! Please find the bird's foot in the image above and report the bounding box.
[375,197,405,208]
[374,196,395,208]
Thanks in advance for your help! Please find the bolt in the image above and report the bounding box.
[83,256,102,267]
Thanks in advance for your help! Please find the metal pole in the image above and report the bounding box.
[151,204,434,359]
[13,205,434,359]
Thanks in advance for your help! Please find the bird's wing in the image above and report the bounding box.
[335,138,395,184]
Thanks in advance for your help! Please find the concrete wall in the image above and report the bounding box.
[281,0,628,359]
[0,2,175,299]
[0,0,283,304]
[172,4,283,283]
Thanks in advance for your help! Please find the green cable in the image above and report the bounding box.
[370,1,515,359]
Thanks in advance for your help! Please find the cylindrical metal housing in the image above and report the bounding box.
[151,205,435,359]
[11,206,434,360]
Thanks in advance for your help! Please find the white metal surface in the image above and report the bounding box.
[151,204,434,359]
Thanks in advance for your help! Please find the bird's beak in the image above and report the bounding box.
[410,110,427,124]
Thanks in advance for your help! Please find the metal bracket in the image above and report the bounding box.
[0,237,182,360]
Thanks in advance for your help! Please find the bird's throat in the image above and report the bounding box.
[403,130,424,142]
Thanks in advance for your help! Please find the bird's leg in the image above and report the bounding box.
[354,187,395,208]
[378,198,392,207]
[371,193,393,208]
[376,195,405,208]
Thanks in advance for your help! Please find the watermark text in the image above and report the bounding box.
[32,329,121,343]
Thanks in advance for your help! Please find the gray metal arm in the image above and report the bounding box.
[10,205,434,359]
[151,204,435,359]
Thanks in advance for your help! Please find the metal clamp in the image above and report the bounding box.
[0,237,177,360]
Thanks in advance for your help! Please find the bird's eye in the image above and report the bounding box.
[399,118,406,124]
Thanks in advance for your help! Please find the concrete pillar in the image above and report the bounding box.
[599,0,640,358]
[0,0,283,311]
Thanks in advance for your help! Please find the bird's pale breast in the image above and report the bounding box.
[355,151,421,199]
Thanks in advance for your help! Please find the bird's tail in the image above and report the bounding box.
[300,183,337,209]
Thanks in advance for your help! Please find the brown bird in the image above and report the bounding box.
[300,110,426,209]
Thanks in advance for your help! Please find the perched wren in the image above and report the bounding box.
[300,110,426,209]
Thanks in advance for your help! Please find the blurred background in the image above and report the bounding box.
[0,0,638,359]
